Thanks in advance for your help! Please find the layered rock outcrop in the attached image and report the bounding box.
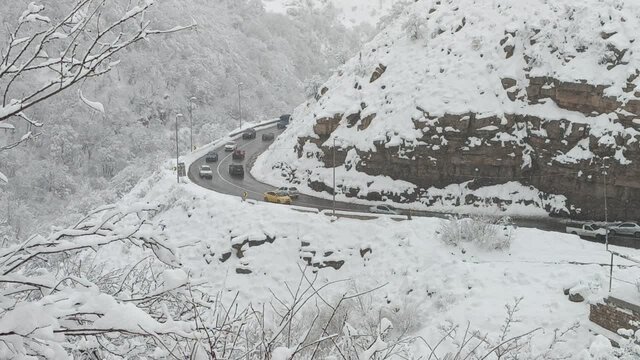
[303,76,640,220]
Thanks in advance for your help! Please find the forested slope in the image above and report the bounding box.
[0,0,359,241]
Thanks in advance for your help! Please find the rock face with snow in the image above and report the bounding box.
[255,0,640,220]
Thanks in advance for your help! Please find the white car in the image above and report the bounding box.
[369,204,400,215]
[199,165,213,179]
[224,142,237,152]
[609,222,640,238]
[276,186,299,199]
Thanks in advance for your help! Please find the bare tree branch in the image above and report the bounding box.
[0,0,197,155]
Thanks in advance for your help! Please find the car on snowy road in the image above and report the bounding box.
[276,187,299,199]
[609,222,640,238]
[224,142,237,152]
[262,132,275,141]
[205,151,218,163]
[232,149,246,160]
[242,128,256,140]
[228,164,244,178]
[198,165,213,179]
[369,204,400,215]
[264,191,292,205]
[277,114,290,129]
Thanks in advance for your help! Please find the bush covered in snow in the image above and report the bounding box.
[402,13,426,40]
[437,215,513,250]
[581,333,640,360]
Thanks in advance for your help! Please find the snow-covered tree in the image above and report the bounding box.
[402,13,426,40]
[378,0,414,29]
[304,75,324,99]
[0,0,195,180]
[0,203,199,358]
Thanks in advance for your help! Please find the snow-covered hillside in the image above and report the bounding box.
[262,0,403,28]
[2,124,637,356]
[59,154,640,357]
[254,0,640,219]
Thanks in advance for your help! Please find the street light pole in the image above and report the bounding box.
[188,97,197,152]
[332,137,336,218]
[237,82,243,129]
[175,113,183,184]
[603,156,610,251]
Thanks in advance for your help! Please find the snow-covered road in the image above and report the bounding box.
[186,126,640,249]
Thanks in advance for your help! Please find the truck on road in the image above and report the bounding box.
[565,222,607,240]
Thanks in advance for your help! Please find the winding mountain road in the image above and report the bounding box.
[188,125,640,249]
[188,126,374,213]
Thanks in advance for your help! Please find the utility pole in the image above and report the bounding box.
[603,156,610,251]
[175,114,183,184]
[332,137,336,218]
[237,82,244,129]
[188,97,197,151]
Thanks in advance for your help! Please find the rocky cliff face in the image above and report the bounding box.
[254,0,640,220]
[307,76,640,220]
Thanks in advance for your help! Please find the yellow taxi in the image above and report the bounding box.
[263,191,292,205]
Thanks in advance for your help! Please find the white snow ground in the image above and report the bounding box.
[97,141,640,357]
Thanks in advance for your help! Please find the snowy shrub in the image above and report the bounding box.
[437,215,513,250]
[402,13,426,40]
[238,272,418,360]
[582,332,640,360]
[378,1,414,29]
[428,298,580,360]
[354,52,369,77]
[304,75,324,99]
[0,204,202,358]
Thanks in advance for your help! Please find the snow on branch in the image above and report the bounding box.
[0,131,40,151]
[0,203,200,358]
[78,89,104,113]
[0,0,196,125]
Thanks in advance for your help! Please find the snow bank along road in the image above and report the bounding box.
[188,126,640,249]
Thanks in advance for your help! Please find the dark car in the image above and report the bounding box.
[205,151,218,163]
[242,128,256,139]
[280,114,291,122]
[277,114,291,129]
[229,164,244,178]
[262,132,275,141]
[232,149,245,160]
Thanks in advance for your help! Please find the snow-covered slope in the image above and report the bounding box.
[254,0,640,219]
[97,154,638,358]
[8,126,634,357]
[262,0,402,28]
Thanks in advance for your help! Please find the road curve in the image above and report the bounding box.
[188,126,374,212]
[188,126,640,249]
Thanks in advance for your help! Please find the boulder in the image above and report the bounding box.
[569,292,585,303]
[370,64,387,83]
